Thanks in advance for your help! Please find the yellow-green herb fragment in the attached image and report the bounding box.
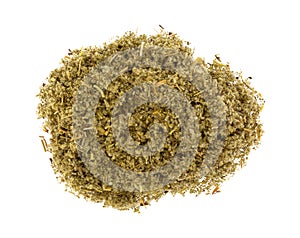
[37,30,264,212]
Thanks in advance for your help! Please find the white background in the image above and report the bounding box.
[1,0,299,237]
